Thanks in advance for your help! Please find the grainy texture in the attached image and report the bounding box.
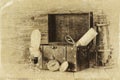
[0,0,119,80]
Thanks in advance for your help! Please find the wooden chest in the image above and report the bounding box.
[39,44,89,71]
[38,12,95,71]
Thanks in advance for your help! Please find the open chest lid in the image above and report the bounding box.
[48,12,93,43]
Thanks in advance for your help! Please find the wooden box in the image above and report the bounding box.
[38,12,96,71]
[40,44,89,71]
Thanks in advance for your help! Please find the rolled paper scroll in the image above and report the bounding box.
[75,28,98,46]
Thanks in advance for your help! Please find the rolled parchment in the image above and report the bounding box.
[75,28,98,46]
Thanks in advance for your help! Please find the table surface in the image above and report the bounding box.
[0,63,120,80]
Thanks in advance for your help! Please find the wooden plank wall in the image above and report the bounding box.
[1,8,117,67]
[1,11,48,63]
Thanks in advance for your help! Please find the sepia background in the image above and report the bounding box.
[0,0,120,80]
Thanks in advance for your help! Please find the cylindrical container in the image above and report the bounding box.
[97,25,110,65]
[75,28,98,46]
